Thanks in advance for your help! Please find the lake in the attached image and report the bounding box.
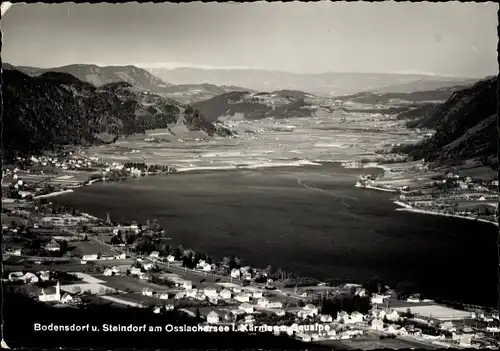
[54,163,498,306]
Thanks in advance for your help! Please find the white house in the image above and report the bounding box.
[10,249,22,256]
[166,255,176,262]
[142,288,153,296]
[39,281,61,302]
[234,293,251,303]
[129,267,141,276]
[182,281,193,290]
[45,239,61,252]
[142,263,154,271]
[371,318,384,331]
[39,271,51,281]
[138,273,151,280]
[158,292,170,300]
[268,302,283,309]
[232,287,242,293]
[153,306,161,314]
[350,311,364,323]
[150,251,160,259]
[207,311,220,324]
[165,304,174,311]
[61,293,73,304]
[275,309,286,317]
[385,310,401,322]
[303,304,319,316]
[186,289,198,299]
[175,292,186,300]
[195,291,206,301]
[460,334,472,347]
[22,272,39,284]
[252,291,263,299]
[239,303,254,314]
[388,324,401,334]
[114,253,126,260]
[242,272,252,281]
[440,321,456,332]
[82,254,98,261]
[398,327,409,336]
[257,297,270,307]
[204,288,218,299]
[219,289,232,300]
[230,268,241,279]
[337,311,350,323]
[320,314,333,323]
[371,294,386,305]
[103,268,114,276]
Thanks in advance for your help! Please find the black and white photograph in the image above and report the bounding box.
[1,1,499,349]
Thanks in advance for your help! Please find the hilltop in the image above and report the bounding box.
[393,76,498,168]
[2,68,221,160]
[157,83,252,104]
[191,90,332,122]
[3,62,173,93]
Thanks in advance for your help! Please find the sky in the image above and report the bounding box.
[2,2,498,77]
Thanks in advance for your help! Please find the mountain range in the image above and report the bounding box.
[191,90,333,122]
[393,76,498,168]
[2,68,221,161]
[144,66,478,96]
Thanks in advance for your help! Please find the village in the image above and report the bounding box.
[2,153,500,349]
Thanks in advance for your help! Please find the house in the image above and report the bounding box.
[460,334,472,347]
[355,288,367,297]
[150,251,159,259]
[388,324,401,334]
[22,272,39,284]
[153,306,161,314]
[239,303,254,314]
[337,311,350,323]
[244,315,255,324]
[275,309,286,317]
[142,263,154,271]
[138,273,151,280]
[142,288,153,296]
[195,291,206,301]
[39,271,51,281]
[186,289,198,298]
[10,249,22,256]
[385,310,400,322]
[202,264,213,272]
[230,269,241,279]
[370,294,386,305]
[303,304,319,316]
[158,292,170,300]
[268,302,283,309]
[129,267,141,276]
[350,311,364,323]
[219,289,232,300]
[61,293,73,304]
[204,288,218,299]
[165,304,174,311]
[114,253,126,260]
[39,281,61,302]
[371,318,384,331]
[182,281,193,290]
[103,268,114,276]
[166,255,175,262]
[257,297,270,307]
[82,254,98,261]
[398,327,409,336]
[234,293,251,303]
[440,321,456,332]
[320,314,333,323]
[209,297,219,305]
[232,287,242,293]
[207,311,220,324]
[175,292,186,300]
[252,291,263,299]
[45,239,61,252]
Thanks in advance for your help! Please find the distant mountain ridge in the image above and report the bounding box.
[191,90,332,122]
[2,68,221,161]
[3,62,173,93]
[145,66,477,96]
[393,76,498,168]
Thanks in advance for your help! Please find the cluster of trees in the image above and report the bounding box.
[320,294,371,316]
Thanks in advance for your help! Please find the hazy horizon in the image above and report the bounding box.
[2,2,498,78]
